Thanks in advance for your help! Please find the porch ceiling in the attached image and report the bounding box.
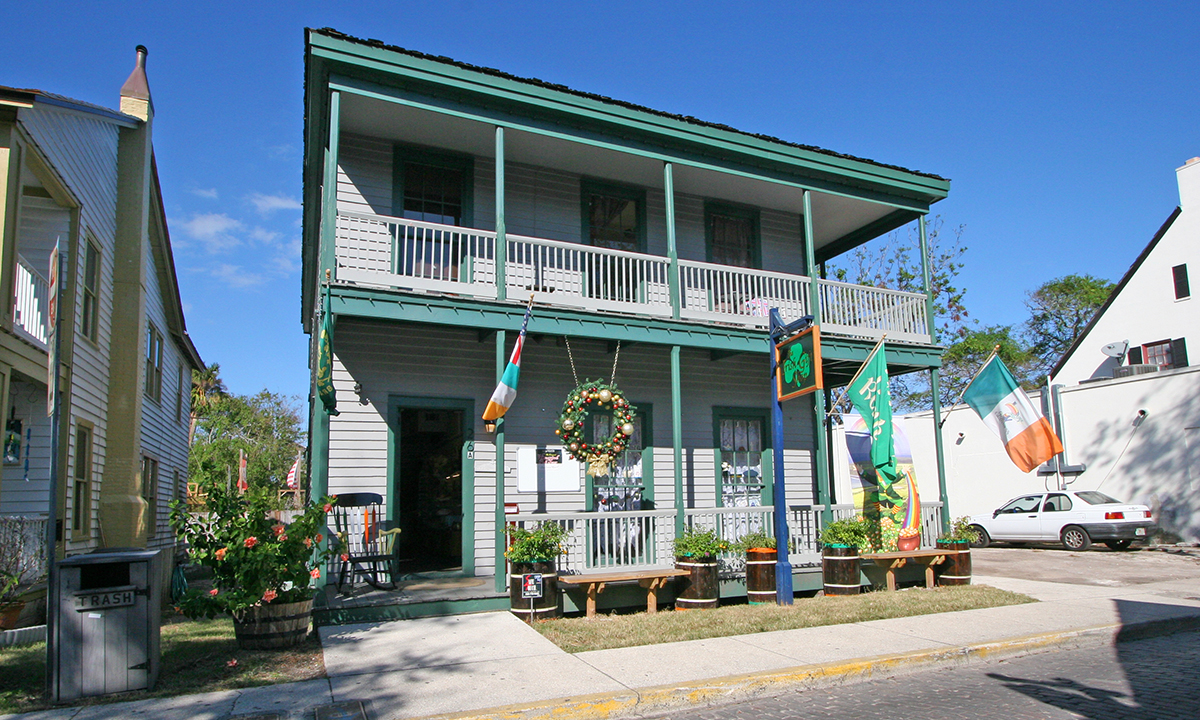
[339,92,908,254]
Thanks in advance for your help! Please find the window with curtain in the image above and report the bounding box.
[718,416,765,507]
[709,213,755,268]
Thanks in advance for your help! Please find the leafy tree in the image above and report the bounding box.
[189,363,228,446]
[189,389,306,496]
[829,216,969,411]
[830,215,969,342]
[940,325,1039,407]
[1022,274,1114,374]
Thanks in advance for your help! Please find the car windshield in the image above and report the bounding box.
[998,495,1043,513]
[1075,491,1122,505]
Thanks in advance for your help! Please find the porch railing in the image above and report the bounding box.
[510,502,943,576]
[334,211,930,341]
[13,256,50,347]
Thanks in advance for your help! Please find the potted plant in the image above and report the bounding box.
[819,517,870,596]
[505,521,567,621]
[672,527,728,609]
[169,481,333,649]
[734,530,777,605]
[0,516,46,630]
[935,516,978,586]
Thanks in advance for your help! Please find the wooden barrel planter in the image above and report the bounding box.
[745,548,777,605]
[509,561,560,622]
[675,555,719,609]
[822,545,861,596]
[935,540,972,586]
[233,598,313,649]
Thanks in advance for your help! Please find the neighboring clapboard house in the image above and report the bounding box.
[0,47,203,590]
[301,28,953,616]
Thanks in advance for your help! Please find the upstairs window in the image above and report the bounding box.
[145,324,164,402]
[81,239,100,342]
[1142,340,1173,369]
[392,146,473,227]
[705,202,760,269]
[581,179,645,253]
[1173,264,1190,300]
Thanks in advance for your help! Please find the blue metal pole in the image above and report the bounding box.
[768,309,793,605]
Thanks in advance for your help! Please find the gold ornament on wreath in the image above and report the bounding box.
[556,379,637,477]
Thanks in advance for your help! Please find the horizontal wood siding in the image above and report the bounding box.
[12,105,124,549]
[0,381,52,514]
[325,320,816,575]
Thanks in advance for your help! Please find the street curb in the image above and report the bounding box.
[417,616,1200,720]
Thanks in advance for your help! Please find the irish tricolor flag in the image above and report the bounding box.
[482,303,532,423]
[963,356,1063,472]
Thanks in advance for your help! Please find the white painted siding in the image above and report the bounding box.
[140,217,190,551]
[0,380,52,514]
[10,104,123,549]
[326,319,816,576]
[331,136,809,273]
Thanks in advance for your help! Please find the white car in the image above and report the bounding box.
[968,490,1156,551]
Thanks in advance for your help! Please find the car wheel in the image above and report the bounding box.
[1061,525,1091,551]
[969,525,990,548]
[1104,540,1133,551]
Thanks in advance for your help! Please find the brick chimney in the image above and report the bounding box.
[119,45,152,121]
[1178,156,1200,211]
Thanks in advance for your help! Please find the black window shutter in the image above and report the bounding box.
[1128,346,1143,365]
[1172,338,1188,368]
[1173,264,1190,300]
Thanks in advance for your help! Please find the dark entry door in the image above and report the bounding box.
[395,406,465,571]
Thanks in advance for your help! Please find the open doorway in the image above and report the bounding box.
[394,405,465,573]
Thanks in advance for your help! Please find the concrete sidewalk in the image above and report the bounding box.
[5,574,1200,720]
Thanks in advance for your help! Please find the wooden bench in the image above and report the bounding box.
[558,568,691,618]
[862,549,967,591]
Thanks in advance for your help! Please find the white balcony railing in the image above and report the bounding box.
[335,211,930,342]
[13,256,50,347]
[510,502,943,577]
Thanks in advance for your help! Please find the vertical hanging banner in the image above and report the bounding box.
[47,241,60,416]
[775,325,823,401]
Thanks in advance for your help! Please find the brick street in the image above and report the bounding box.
[646,630,1200,720]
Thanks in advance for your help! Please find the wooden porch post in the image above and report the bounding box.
[493,329,507,592]
[664,162,680,320]
[320,90,340,281]
[802,190,832,525]
[670,345,684,536]
[495,126,507,302]
[919,215,951,533]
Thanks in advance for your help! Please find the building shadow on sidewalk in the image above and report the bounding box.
[985,597,1200,719]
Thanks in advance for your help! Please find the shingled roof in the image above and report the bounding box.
[310,28,947,183]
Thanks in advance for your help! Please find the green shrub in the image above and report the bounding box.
[505,521,569,563]
[938,516,980,543]
[818,517,871,548]
[672,527,729,558]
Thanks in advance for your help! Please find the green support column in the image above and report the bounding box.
[802,190,832,523]
[919,215,951,533]
[493,330,507,593]
[495,126,507,302]
[670,345,684,536]
[664,162,680,320]
[320,91,340,279]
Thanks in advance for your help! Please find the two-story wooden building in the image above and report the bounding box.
[302,28,951,618]
[0,47,203,599]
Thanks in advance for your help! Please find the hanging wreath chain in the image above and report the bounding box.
[555,379,637,477]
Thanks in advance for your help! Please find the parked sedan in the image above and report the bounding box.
[968,490,1156,551]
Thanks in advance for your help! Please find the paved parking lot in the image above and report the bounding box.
[970,545,1200,586]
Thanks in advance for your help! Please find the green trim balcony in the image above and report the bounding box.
[334,210,931,344]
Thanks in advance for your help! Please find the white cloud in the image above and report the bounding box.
[179,213,244,253]
[249,193,302,215]
[191,188,219,200]
[211,263,265,289]
[267,144,295,159]
[250,227,282,244]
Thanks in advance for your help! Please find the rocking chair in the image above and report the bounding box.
[329,492,403,591]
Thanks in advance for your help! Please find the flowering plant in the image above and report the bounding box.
[169,479,333,617]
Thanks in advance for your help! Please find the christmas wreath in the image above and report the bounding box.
[556,379,637,477]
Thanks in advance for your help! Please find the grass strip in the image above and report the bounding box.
[534,585,1035,653]
[0,616,324,715]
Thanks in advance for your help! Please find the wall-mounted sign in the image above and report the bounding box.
[516,445,581,493]
[776,325,823,401]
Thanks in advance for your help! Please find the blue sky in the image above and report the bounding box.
[3,1,1198,400]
